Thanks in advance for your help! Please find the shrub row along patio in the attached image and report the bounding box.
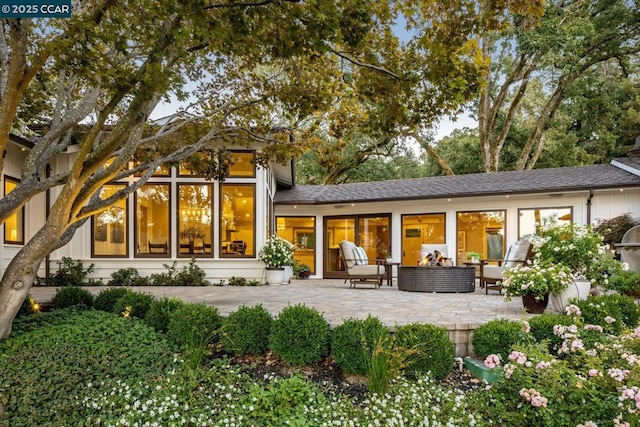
[1,284,639,426]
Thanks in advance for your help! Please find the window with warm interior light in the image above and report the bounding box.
[456,210,506,264]
[228,151,256,177]
[276,216,316,274]
[3,176,23,244]
[178,184,213,256]
[135,183,170,256]
[92,184,127,257]
[401,213,446,266]
[220,184,255,257]
[518,207,572,239]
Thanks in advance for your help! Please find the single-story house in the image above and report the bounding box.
[2,132,640,282]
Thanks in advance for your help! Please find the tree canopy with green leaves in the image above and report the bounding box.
[0,0,545,338]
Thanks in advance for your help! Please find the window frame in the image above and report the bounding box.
[177,182,214,258]
[227,150,256,178]
[219,183,256,259]
[91,183,129,258]
[3,175,24,245]
[134,182,172,258]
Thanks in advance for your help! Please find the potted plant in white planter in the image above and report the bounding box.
[466,251,482,264]
[531,220,626,311]
[258,235,294,285]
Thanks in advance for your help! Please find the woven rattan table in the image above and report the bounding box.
[397,266,476,293]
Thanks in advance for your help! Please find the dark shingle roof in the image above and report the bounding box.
[274,163,640,205]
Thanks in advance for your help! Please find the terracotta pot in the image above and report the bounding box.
[521,293,549,314]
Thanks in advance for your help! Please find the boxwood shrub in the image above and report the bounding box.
[50,285,94,310]
[394,322,455,380]
[111,291,155,319]
[166,302,222,350]
[574,294,639,335]
[221,304,273,356]
[472,318,523,360]
[93,287,131,312]
[330,315,388,375]
[527,313,574,352]
[269,303,330,366]
[144,296,185,333]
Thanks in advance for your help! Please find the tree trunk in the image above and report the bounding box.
[0,222,63,339]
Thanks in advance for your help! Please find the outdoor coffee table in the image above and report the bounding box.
[397,266,476,293]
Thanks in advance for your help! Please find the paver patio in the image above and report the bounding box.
[29,279,538,356]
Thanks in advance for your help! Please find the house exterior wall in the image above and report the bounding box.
[275,188,640,279]
[3,136,640,284]
[16,149,274,283]
[0,143,47,278]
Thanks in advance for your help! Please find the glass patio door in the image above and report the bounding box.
[323,215,390,279]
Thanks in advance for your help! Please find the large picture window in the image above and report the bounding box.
[3,176,24,244]
[178,184,213,256]
[92,184,128,257]
[135,184,170,256]
[518,207,572,239]
[220,184,255,257]
[456,210,506,263]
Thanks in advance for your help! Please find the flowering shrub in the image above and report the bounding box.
[531,220,626,286]
[258,235,294,268]
[501,262,573,301]
[475,305,640,426]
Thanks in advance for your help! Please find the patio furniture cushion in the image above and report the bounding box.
[340,240,357,268]
[353,246,368,266]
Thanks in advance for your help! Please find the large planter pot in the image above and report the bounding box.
[522,293,549,314]
[265,267,285,285]
[551,280,591,312]
[283,265,293,284]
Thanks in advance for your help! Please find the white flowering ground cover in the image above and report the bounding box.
[81,361,479,426]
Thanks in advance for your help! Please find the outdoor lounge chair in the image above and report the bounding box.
[339,240,385,288]
[480,239,533,294]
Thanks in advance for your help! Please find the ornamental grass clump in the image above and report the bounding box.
[330,315,389,375]
[394,322,455,380]
[258,235,294,267]
[502,262,573,301]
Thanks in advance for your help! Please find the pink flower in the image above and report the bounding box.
[522,320,530,333]
[536,361,551,370]
[608,368,630,382]
[584,324,604,332]
[633,326,640,338]
[588,369,599,377]
[605,316,616,324]
[565,304,582,316]
[484,354,501,369]
[509,351,528,364]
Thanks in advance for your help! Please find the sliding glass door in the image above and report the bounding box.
[324,215,390,279]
